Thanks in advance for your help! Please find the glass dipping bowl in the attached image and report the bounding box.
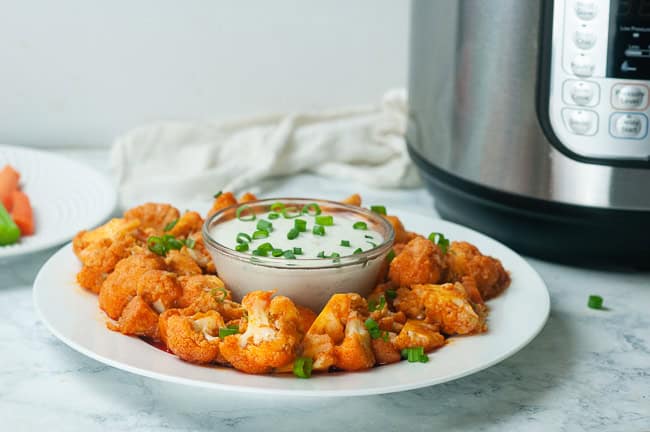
[202,198,395,311]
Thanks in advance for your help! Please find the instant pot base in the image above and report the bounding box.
[410,148,650,269]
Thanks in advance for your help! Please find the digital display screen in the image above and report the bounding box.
[607,0,650,78]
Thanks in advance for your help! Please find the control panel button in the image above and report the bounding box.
[563,109,598,135]
[574,0,597,20]
[574,26,596,49]
[610,113,648,139]
[563,80,599,106]
[612,84,648,109]
[571,54,595,77]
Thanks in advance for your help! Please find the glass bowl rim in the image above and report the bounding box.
[202,197,396,270]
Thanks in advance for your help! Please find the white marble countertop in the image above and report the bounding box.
[1,149,649,431]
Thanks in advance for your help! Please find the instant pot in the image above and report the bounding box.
[408,0,650,266]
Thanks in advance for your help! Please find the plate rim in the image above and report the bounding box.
[33,209,551,397]
[0,145,117,258]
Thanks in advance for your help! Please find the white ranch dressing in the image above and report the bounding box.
[210,210,384,258]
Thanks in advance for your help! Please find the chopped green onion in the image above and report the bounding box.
[293,356,313,378]
[386,249,396,263]
[163,219,178,232]
[282,206,301,219]
[317,251,325,258]
[315,215,334,226]
[236,205,256,221]
[147,236,167,256]
[287,228,300,240]
[162,234,184,250]
[340,239,351,247]
[236,232,252,244]
[428,232,450,254]
[385,289,397,300]
[252,230,269,239]
[184,238,196,249]
[368,296,386,312]
[353,221,367,230]
[270,202,285,212]
[213,190,223,199]
[235,243,249,252]
[353,248,363,254]
[370,205,387,215]
[209,287,228,303]
[366,241,377,248]
[588,295,604,310]
[364,318,384,340]
[283,250,296,259]
[294,218,307,232]
[293,247,303,255]
[257,242,274,253]
[364,234,374,239]
[218,325,239,338]
[252,249,268,257]
[257,219,273,232]
[401,347,429,363]
[301,203,322,216]
[271,248,284,257]
[268,212,280,220]
[313,225,325,236]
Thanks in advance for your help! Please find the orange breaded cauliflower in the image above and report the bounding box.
[135,269,182,313]
[388,236,445,287]
[384,214,416,245]
[302,293,375,372]
[73,218,140,293]
[124,202,179,232]
[393,319,445,352]
[109,295,160,338]
[177,274,228,308]
[207,192,237,218]
[164,310,224,364]
[394,283,486,335]
[239,192,258,203]
[98,253,165,320]
[341,193,361,206]
[167,211,203,239]
[165,249,202,276]
[183,232,216,274]
[446,241,511,301]
[219,291,302,374]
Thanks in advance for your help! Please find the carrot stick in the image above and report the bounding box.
[0,165,20,211]
[11,189,34,236]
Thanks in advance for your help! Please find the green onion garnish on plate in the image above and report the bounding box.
[340,239,350,247]
[353,248,363,254]
[370,205,386,215]
[235,243,249,252]
[287,228,299,240]
[294,218,307,232]
[218,325,239,338]
[315,215,333,226]
[163,219,178,232]
[282,206,301,219]
[293,247,303,255]
[312,225,325,236]
[301,203,322,216]
[293,356,313,378]
[268,212,280,220]
[257,219,273,232]
[252,230,269,239]
[236,232,252,244]
[283,250,296,259]
[428,232,450,254]
[270,202,285,212]
[401,347,429,363]
[588,295,604,310]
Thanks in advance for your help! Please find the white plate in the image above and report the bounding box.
[0,145,117,259]
[33,210,550,397]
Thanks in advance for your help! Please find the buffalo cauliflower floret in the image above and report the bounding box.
[177,274,228,308]
[124,202,180,232]
[164,310,225,364]
[302,293,375,372]
[183,232,216,274]
[219,291,302,374]
[98,253,165,320]
[394,283,486,335]
[388,236,445,287]
[341,193,361,207]
[165,249,202,276]
[393,319,445,352]
[384,215,416,245]
[167,211,203,239]
[109,295,160,339]
[239,192,258,203]
[445,241,511,300]
[207,192,237,218]
[135,269,182,313]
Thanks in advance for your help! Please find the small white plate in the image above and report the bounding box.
[33,210,550,397]
[0,145,116,259]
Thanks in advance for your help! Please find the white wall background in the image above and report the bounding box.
[0,0,409,148]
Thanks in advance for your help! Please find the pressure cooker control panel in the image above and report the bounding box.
[548,0,650,161]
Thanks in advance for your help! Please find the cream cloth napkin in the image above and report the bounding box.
[111,89,419,209]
